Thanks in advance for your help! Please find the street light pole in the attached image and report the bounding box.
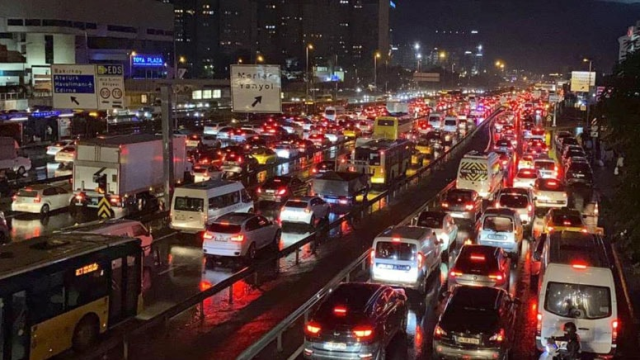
[306,44,313,101]
[585,59,593,124]
[374,52,380,92]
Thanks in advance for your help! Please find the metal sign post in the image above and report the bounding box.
[161,85,174,210]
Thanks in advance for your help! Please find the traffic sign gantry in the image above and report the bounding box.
[52,64,125,110]
[97,196,113,219]
[230,64,282,113]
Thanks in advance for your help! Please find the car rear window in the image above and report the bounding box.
[375,241,417,261]
[285,200,308,208]
[455,249,500,275]
[539,180,566,191]
[483,216,513,232]
[174,197,204,212]
[441,295,500,328]
[544,282,611,319]
[446,191,472,203]
[517,170,537,179]
[208,223,242,233]
[535,161,555,170]
[445,119,457,126]
[417,214,443,228]
[499,194,528,209]
[264,177,290,187]
[17,190,38,197]
[316,284,378,316]
[551,213,582,226]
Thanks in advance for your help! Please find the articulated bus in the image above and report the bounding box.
[373,116,415,140]
[0,233,142,360]
[349,138,412,185]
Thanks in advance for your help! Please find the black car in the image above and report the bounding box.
[565,162,593,185]
[441,188,482,220]
[312,160,336,175]
[433,286,518,360]
[303,283,407,360]
[257,175,309,202]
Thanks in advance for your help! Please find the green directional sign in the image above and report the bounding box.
[97,196,113,219]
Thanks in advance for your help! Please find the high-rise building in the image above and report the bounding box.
[0,0,174,86]
[618,20,640,62]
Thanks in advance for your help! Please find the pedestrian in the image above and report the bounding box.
[615,154,624,176]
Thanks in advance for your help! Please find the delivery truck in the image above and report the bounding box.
[71,134,187,217]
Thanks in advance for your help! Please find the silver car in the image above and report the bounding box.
[448,244,511,291]
[202,212,281,265]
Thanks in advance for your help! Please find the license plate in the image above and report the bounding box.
[456,337,480,345]
[488,234,506,240]
[450,212,464,218]
[215,237,227,242]
[325,342,347,350]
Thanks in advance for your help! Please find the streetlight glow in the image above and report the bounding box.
[439,51,446,59]
[257,55,264,63]
[179,56,186,63]
[375,52,381,59]
[308,43,314,50]
[414,43,420,51]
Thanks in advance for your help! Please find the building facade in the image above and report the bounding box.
[0,0,174,87]
[618,20,640,62]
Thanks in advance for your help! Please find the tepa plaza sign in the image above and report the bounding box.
[231,64,281,113]
[52,64,125,110]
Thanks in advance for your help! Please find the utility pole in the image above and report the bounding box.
[160,85,174,209]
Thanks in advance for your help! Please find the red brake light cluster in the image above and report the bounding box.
[333,306,347,316]
[305,322,321,336]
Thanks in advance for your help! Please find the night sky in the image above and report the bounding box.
[393,0,640,74]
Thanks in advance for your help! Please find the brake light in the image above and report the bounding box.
[489,273,504,282]
[528,204,533,212]
[257,188,262,194]
[434,325,447,339]
[305,322,321,336]
[449,269,463,277]
[547,226,554,232]
[370,249,375,265]
[581,228,589,233]
[572,262,587,270]
[417,252,424,268]
[202,231,214,240]
[392,237,401,242]
[11,195,17,201]
[612,319,619,344]
[333,306,347,316]
[536,313,542,335]
[490,328,505,342]
[312,168,318,173]
[563,220,571,225]
[230,234,244,242]
[465,204,474,210]
[34,196,41,203]
[554,165,558,172]
[277,188,287,195]
[353,326,374,339]
[464,238,472,245]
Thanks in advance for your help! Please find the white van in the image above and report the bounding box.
[170,179,254,233]
[370,225,442,294]
[535,231,617,358]
[323,106,345,122]
[456,151,503,199]
[428,113,444,129]
[63,219,153,255]
[443,116,458,133]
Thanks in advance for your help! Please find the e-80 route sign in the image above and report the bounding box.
[230,64,282,113]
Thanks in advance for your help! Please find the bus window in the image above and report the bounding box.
[355,148,380,165]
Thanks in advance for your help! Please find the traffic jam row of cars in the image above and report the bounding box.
[301,92,618,360]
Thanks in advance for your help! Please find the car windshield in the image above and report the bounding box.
[483,216,513,232]
[208,223,242,233]
[535,161,555,170]
[455,248,500,275]
[264,177,291,187]
[375,241,417,261]
[441,296,500,329]
[544,282,611,319]
[445,119,456,126]
[17,190,38,198]
[315,284,378,319]
[417,214,443,228]
[499,194,528,209]
[285,200,308,208]
[174,197,204,212]
[551,213,582,226]
[446,191,472,203]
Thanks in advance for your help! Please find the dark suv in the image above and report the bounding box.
[433,286,518,360]
[304,283,408,359]
[257,176,309,202]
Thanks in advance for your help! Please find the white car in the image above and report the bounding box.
[202,213,281,264]
[416,211,458,253]
[1,156,32,176]
[324,131,345,143]
[46,139,74,156]
[533,178,568,209]
[11,184,73,215]
[274,144,299,159]
[517,155,534,171]
[202,135,221,147]
[54,145,75,163]
[534,158,558,179]
[279,196,330,226]
[193,165,222,183]
[513,168,538,188]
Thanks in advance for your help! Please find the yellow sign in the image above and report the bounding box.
[75,263,99,276]
[97,196,113,219]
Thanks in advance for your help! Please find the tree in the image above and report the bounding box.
[596,50,640,261]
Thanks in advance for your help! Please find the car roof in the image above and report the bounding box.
[548,231,610,267]
[21,184,57,191]
[483,208,518,217]
[285,196,316,204]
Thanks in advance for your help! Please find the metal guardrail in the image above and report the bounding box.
[78,110,500,360]
[236,112,499,360]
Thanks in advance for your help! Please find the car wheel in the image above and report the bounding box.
[40,204,50,215]
[17,166,26,177]
[245,243,257,263]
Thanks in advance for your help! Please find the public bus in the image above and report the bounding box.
[372,116,415,140]
[348,138,412,185]
[0,233,142,359]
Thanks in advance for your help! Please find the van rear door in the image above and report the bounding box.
[372,239,421,283]
[172,195,206,231]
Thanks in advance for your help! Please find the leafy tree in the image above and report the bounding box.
[597,50,640,261]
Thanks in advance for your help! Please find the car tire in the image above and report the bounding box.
[40,204,50,215]
[245,243,257,263]
[17,166,26,177]
[72,314,99,352]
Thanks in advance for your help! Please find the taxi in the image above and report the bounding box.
[541,207,587,234]
[250,147,278,165]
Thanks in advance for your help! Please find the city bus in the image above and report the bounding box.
[0,233,142,359]
[372,116,415,140]
[348,138,412,185]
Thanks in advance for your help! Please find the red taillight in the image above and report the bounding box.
[612,319,619,344]
[563,220,571,225]
[312,168,318,173]
[547,226,554,232]
[305,322,321,336]
[536,313,542,335]
[527,204,533,212]
[581,228,589,233]
[441,202,449,208]
[277,188,287,195]
[370,249,375,265]
[417,252,424,268]
[470,254,485,261]
[572,263,587,270]
[34,196,41,203]
[449,269,463,277]
[11,195,17,201]
[202,231,214,240]
[434,325,446,339]
[333,306,348,316]
[490,328,505,342]
[230,234,244,242]
[489,273,505,283]
[257,188,262,194]
[353,326,374,339]
[465,204,474,210]
[199,280,212,291]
